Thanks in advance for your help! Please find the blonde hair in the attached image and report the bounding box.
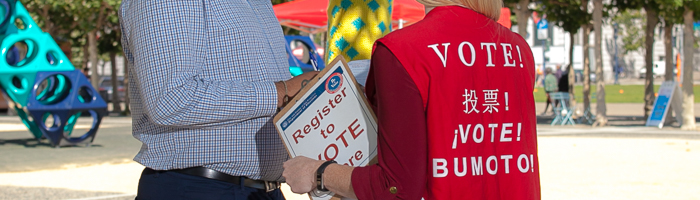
[416,0,502,21]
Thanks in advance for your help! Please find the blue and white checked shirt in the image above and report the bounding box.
[119,0,291,181]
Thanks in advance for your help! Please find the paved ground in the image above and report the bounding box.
[0,103,699,200]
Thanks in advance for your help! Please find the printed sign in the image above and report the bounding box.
[347,59,370,86]
[536,19,548,40]
[646,81,683,128]
[274,56,378,200]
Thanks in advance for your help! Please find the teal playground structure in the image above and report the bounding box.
[0,0,107,147]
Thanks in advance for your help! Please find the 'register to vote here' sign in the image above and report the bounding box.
[274,56,378,200]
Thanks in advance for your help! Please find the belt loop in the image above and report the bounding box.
[239,177,245,190]
[264,181,272,192]
[264,181,281,192]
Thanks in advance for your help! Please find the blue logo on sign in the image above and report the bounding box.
[325,72,343,94]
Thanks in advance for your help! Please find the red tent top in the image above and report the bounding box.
[273,0,329,31]
[391,0,425,27]
[498,7,511,29]
[274,0,425,33]
[273,0,510,33]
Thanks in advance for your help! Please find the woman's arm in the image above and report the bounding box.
[283,43,428,199]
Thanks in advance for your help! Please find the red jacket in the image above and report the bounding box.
[358,6,541,200]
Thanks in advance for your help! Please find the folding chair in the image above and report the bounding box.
[579,107,596,125]
[550,92,576,126]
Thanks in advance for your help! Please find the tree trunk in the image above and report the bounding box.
[643,7,658,121]
[568,32,576,115]
[83,45,89,71]
[101,60,107,78]
[88,1,107,90]
[110,52,122,114]
[593,0,607,127]
[681,6,696,130]
[582,0,591,119]
[583,23,591,119]
[663,21,674,81]
[123,62,130,115]
[39,5,52,34]
[663,19,675,125]
[88,30,100,89]
[515,0,530,38]
[119,31,130,115]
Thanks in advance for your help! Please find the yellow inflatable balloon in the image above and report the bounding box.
[326,0,392,63]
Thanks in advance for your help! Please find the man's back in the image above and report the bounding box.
[544,74,558,92]
[558,74,569,93]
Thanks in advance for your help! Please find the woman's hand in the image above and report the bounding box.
[282,156,324,194]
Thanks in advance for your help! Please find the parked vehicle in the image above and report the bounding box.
[638,62,677,79]
[99,76,125,102]
[573,70,596,83]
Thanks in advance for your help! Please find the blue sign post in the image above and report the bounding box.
[537,19,548,85]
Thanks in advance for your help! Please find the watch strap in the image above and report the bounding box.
[316,160,337,191]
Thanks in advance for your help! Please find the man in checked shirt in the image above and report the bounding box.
[119,0,318,199]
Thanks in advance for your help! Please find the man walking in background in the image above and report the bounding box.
[542,67,558,115]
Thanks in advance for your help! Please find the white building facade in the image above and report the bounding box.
[512,9,677,84]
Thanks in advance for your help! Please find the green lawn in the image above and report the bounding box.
[533,84,700,103]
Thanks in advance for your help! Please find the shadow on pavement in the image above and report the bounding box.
[0,138,104,148]
[0,138,50,148]
[0,186,135,200]
[538,115,700,127]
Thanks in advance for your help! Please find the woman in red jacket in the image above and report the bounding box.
[283,0,541,199]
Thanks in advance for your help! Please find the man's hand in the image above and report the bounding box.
[282,156,324,194]
[287,71,320,97]
[276,71,320,108]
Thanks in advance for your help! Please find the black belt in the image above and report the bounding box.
[144,167,281,192]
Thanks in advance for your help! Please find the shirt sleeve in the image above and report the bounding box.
[119,0,279,127]
[351,43,428,199]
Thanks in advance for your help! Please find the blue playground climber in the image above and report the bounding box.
[284,35,325,76]
[6,44,17,65]
[0,0,107,147]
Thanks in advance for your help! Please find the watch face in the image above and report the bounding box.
[310,189,334,198]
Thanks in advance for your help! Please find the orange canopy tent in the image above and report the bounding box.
[273,0,511,33]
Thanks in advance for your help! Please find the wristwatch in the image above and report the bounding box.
[316,160,337,191]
